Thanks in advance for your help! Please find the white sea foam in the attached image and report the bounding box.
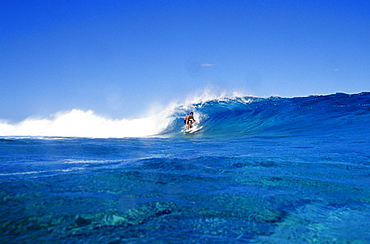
[0,167,86,176]
[0,108,173,138]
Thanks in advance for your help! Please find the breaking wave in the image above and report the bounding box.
[1,92,369,138]
[161,92,370,138]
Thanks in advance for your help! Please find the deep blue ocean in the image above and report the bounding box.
[1,92,370,243]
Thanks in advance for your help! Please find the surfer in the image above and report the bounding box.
[184,112,196,130]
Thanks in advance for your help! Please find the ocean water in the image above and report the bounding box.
[1,92,370,243]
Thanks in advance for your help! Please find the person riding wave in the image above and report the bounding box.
[184,112,196,130]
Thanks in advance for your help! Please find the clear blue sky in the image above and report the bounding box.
[1,0,369,122]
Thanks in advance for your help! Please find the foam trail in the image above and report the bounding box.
[0,109,173,138]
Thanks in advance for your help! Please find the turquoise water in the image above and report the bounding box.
[1,92,370,243]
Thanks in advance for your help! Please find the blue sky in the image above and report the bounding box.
[1,0,369,122]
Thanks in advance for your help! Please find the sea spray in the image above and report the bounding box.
[0,109,173,138]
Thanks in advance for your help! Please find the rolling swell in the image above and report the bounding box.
[162,92,370,138]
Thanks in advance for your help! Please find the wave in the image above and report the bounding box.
[1,92,369,138]
[161,92,370,138]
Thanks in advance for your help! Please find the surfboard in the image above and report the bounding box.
[184,125,203,134]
